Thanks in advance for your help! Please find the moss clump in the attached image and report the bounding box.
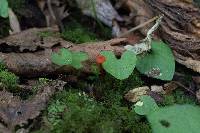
[0,62,19,91]
[42,90,151,133]
[61,21,98,43]
[162,89,197,106]
[35,71,150,133]
[0,70,19,90]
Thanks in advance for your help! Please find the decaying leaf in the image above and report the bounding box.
[174,51,200,73]
[196,89,200,102]
[123,0,154,35]
[75,0,123,27]
[150,85,165,94]
[124,86,150,102]
[163,82,179,94]
[36,0,69,29]
[8,8,21,34]
[125,82,179,102]
[0,80,66,131]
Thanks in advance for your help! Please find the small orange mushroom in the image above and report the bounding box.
[96,55,106,64]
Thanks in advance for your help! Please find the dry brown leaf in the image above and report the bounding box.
[196,89,200,102]
[125,82,179,102]
[175,52,200,73]
[150,85,165,94]
[36,0,68,27]
[8,8,21,34]
[124,0,154,35]
[75,0,123,27]
[124,86,150,102]
[163,82,179,94]
[0,80,66,131]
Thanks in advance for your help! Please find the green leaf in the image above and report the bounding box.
[134,95,159,116]
[148,105,200,133]
[136,41,175,81]
[71,52,88,69]
[101,51,137,80]
[0,0,8,18]
[51,48,72,66]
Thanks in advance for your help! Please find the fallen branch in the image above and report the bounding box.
[0,27,126,77]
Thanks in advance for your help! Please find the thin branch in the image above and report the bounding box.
[118,16,158,37]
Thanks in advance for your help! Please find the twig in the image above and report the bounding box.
[172,81,196,95]
[118,16,158,37]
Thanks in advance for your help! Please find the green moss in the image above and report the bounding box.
[34,71,150,133]
[42,89,151,133]
[61,21,98,43]
[162,90,197,106]
[0,62,19,91]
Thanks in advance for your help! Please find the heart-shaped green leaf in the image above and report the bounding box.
[148,105,200,133]
[0,0,8,18]
[134,95,200,133]
[51,48,72,66]
[134,95,159,116]
[136,41,175,81]
[101,51,137,80]
[71,52,88,69]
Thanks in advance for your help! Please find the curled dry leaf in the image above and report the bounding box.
[75,0,123,27]
[163,82,179,94]
[8,8,21,34]
[124,86,150,102]
[145,0,200,73]
[150,85,165,94]
[125,82,178,102]
[0,27,126,77]
[196,89,200,102]
[36,0,69,28]
[0,80,66,131]
[123,0,154,35]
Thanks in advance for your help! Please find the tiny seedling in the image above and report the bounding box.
[51,48,88,69]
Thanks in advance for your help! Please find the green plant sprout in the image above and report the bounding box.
[0,0,8,18]
[134,95,200,133]
[51,48,88,69]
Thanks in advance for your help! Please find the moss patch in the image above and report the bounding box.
[0,62,19,91]
[61,21,98,43]
[34,71,151,133]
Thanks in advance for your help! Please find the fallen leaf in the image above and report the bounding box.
[0,80,66,131]
[124,86,150,102]
[8,8,21,34]
[151,85,165,94]
[196,89,200,102]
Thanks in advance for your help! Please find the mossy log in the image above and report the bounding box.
[0,27,126,77]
